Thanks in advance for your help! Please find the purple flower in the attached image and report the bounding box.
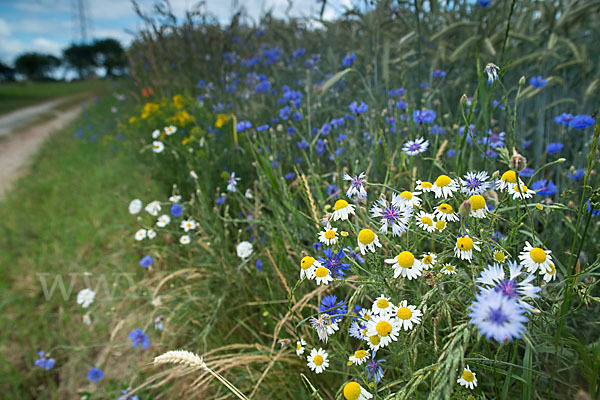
[297,139,308,149]
[344,246,365,263]
[257,124,269,132]
[529,76,546,88]
[349,101,368,115]
[432,69,446,78]
[532,179,557,196]
[285,172,295,180]
[431,124,443,135]
[319,295,347,323]
[327,184,340,198]
[413,109,436,124]
[568,169,584,181]
[318,248,350,278]
[569,115,595,130]
[396,100,407,110]
[546,142,563,154]
[216,196,226,205]
[87,367,104,382]
[554,113,574,126]
[342,53,355,67]
[255,258,263,272]
[365,353,385,383]
[279,106,290,121]
[139,255,153,268]
[316,139,325,155]
[320,122,332,135]
[171,204,182,217]
[129,329,150,350]
[34,351,56,370]
[519,167,534,178]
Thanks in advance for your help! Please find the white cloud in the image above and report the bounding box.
[0,18,11,37]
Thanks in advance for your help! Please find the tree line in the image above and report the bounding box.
[0,38,127,82]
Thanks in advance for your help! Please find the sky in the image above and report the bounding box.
[0,0,354,64]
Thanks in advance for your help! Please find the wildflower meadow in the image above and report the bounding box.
[3,1,600,399]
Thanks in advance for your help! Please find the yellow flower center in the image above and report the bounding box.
[502,170,517,183]
[421,216,433,226]
[315,267,329,278]
[397,251,415,268]
[457,236,474,251]
[364,313,370,320]
[493,251,506,262]
[343,382,362,400]
[547,263,556,275]
[358,229,375,245]
[400,191,413,200]
[313,355,324,366]
[354,350,366,359]
[376,321,392,337]
[536,203,543,210]
[301,256,315,270]
[369,335,381,345]
[362,328,368,337]
[420,181,433,189]
[513,184,529,193]
[334,199,349,211]
[324,230,336,239]
[423,255,433,265]
[376,299,389,309]
[444,265,455,272]
[435,175,451,187]
[439,203,453,214]
[469,195,486,210]
[297,343,302,350]
[397,307,412,320]
[435,220,446,230]
[530,248,547,263]
[341,231,349,237]
[462,370,475,382]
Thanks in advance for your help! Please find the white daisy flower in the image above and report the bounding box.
[77,288,96,308]
[307,348,329,374]
[296,339,307,356]
[300,256,320,280]
[134,229,147,241]
[169,195,181,203]
[128,199,143,214]
[518,241,553,275]
[398,190,421,207]
[343,382,373,400]
[385,251,423,280]
[349,320,365,340]
[421,253,437,270]
[357,229,382,255]
[432,174,458,199]
[343,172,367,200]
[416,211,436,233]
[371,295,393,316]
[496,170,522,192]
[318,224,338,246]
[393,300,423,331]
[332,199,356,221]
[348,349,370,366]
[227,172,240,192]
[415,180,434,193]
[152,141,164,153]
[454,235,481,261]
[441,264,457,275]
[469,194,488,218]
[151,129,161,139]
[402,136,429,156]
[147,229,156,239]
[508,183,535,200]
[164,125,177,135]
[434,203,459,222]
[457,365,477,389]
[366,314,400,350]
[180,219,196,232]
[370,194,413,237]
[541,262,557,282]
[314,266,333,285]
[156,214,171,227]
[145,201,161,216]
[236,241,253,259]
[179,235,190,245]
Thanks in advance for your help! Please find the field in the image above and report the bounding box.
[3,1,600,399]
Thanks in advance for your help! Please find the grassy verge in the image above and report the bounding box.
[0,95,162,398]
[0,80,112,115]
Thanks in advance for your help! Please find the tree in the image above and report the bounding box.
[0,61,16,82]
[63,43,96,79]
[92,38,126,76]
[14,53,61,81]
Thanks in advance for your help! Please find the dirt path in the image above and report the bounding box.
[0,97,87,200]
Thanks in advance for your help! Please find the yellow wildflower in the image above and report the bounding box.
[173,94,184,109]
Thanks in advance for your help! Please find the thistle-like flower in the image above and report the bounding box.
[484,63,500,84]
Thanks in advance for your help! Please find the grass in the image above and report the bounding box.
[0,80,112,115]
[0,94,162,398]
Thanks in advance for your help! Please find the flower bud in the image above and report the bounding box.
[459,200,471,219]
[519,76,526,86]
[460,94,468,106]
[510,149,527,171]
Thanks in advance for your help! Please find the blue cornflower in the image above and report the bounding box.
[413,109,436,124]
[482,130,505,148]
[197,80,206,88]
[447,148,456,157]
[587,201,600,216]
[287,126,295,134]
[344,246,365,263]
[365,353,385,383]
[129,329,150,350]
[432,69,446,78]
[459,171,492,196]
[460,124,476,144]
[118,390,140,400]
[568,169,584,180]
[529,76,546,88]
[216,196,226,205]
[318,295,347,323]
[292,112,303,121]
[469,290,527,342]
[236,120,252,131]
[431,124,444,135]
[532,179,557,196]
[554,112,574,126]
[293,48,305,58]
[396,100,407,110]
[316,139,325,155]
[312,242,323,251]
[318,248,350,278]
[284,172,295,180]
[139,255,153,268]
[569,115,595,130]
[485,149,498,158]
[171,204,182,217]
[522,140,532,149]
[342,53,355,67]
[297,139,308,149]
[519,168,534,178]
[484,63,500,84]
[257,124,269,132]
[320,122,332,135]
[279,106,291,121]
[255,258,263,272]
[87,367,104,382]
[546,142,563,154]
[349,101,368,115]
[337,133,347,142]
[327,184,340,198]
[478,0,491,7]
[34,351,56,370]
